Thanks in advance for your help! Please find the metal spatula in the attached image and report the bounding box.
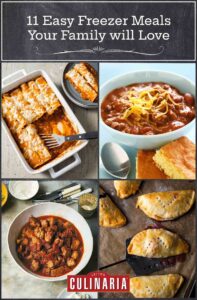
[126,237,185,275]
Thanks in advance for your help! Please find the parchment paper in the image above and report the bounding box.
[99,180,196,298]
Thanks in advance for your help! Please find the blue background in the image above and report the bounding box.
[99,63,196,179]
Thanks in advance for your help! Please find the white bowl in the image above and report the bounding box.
[8,203,93,281]
[8,181,39,200]
[100,70,195,149]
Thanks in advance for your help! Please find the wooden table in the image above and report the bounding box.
[2,63,98,179]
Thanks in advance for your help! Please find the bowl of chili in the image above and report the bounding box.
[100,70,195,149]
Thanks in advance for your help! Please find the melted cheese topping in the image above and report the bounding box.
[123,87,181,121]
[2,76,77,169]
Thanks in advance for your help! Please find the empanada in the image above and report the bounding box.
[127,228,189,257]
[130,274,184,298]
[136,190,195,221]
[114,180,141,199]
[99,187,126,228]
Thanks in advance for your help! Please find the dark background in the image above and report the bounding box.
[2,1,195,61]
[1,0,196,297]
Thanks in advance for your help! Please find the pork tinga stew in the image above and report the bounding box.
[16,216,83,277]
[101,82,195,135]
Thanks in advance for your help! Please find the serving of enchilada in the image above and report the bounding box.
[2,76,79,169]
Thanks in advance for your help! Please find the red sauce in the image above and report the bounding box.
[16,215,83,277]
[101,82,195,135]
[34,107,77,162]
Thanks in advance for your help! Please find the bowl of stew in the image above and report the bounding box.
[100,70,195,149]
[8,203,93,281]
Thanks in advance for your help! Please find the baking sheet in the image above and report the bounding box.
[99,180,196,298]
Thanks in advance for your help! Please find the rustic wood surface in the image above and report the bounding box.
[2,63,98,179]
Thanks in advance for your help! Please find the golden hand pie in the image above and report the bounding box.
[130,274,184,298]
[99,187,126,228]
[136,190,195,221]
[114,180,141,199]
[99,187,106,197]
[127,228,189,257]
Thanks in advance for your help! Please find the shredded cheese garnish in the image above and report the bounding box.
[122,87,182,122]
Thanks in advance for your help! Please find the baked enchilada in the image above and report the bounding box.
[2,76,78,169]
[65,62,98,102]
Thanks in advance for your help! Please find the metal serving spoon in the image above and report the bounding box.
[101,142,131,179]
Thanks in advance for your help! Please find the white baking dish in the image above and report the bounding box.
[2,69,88,178]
